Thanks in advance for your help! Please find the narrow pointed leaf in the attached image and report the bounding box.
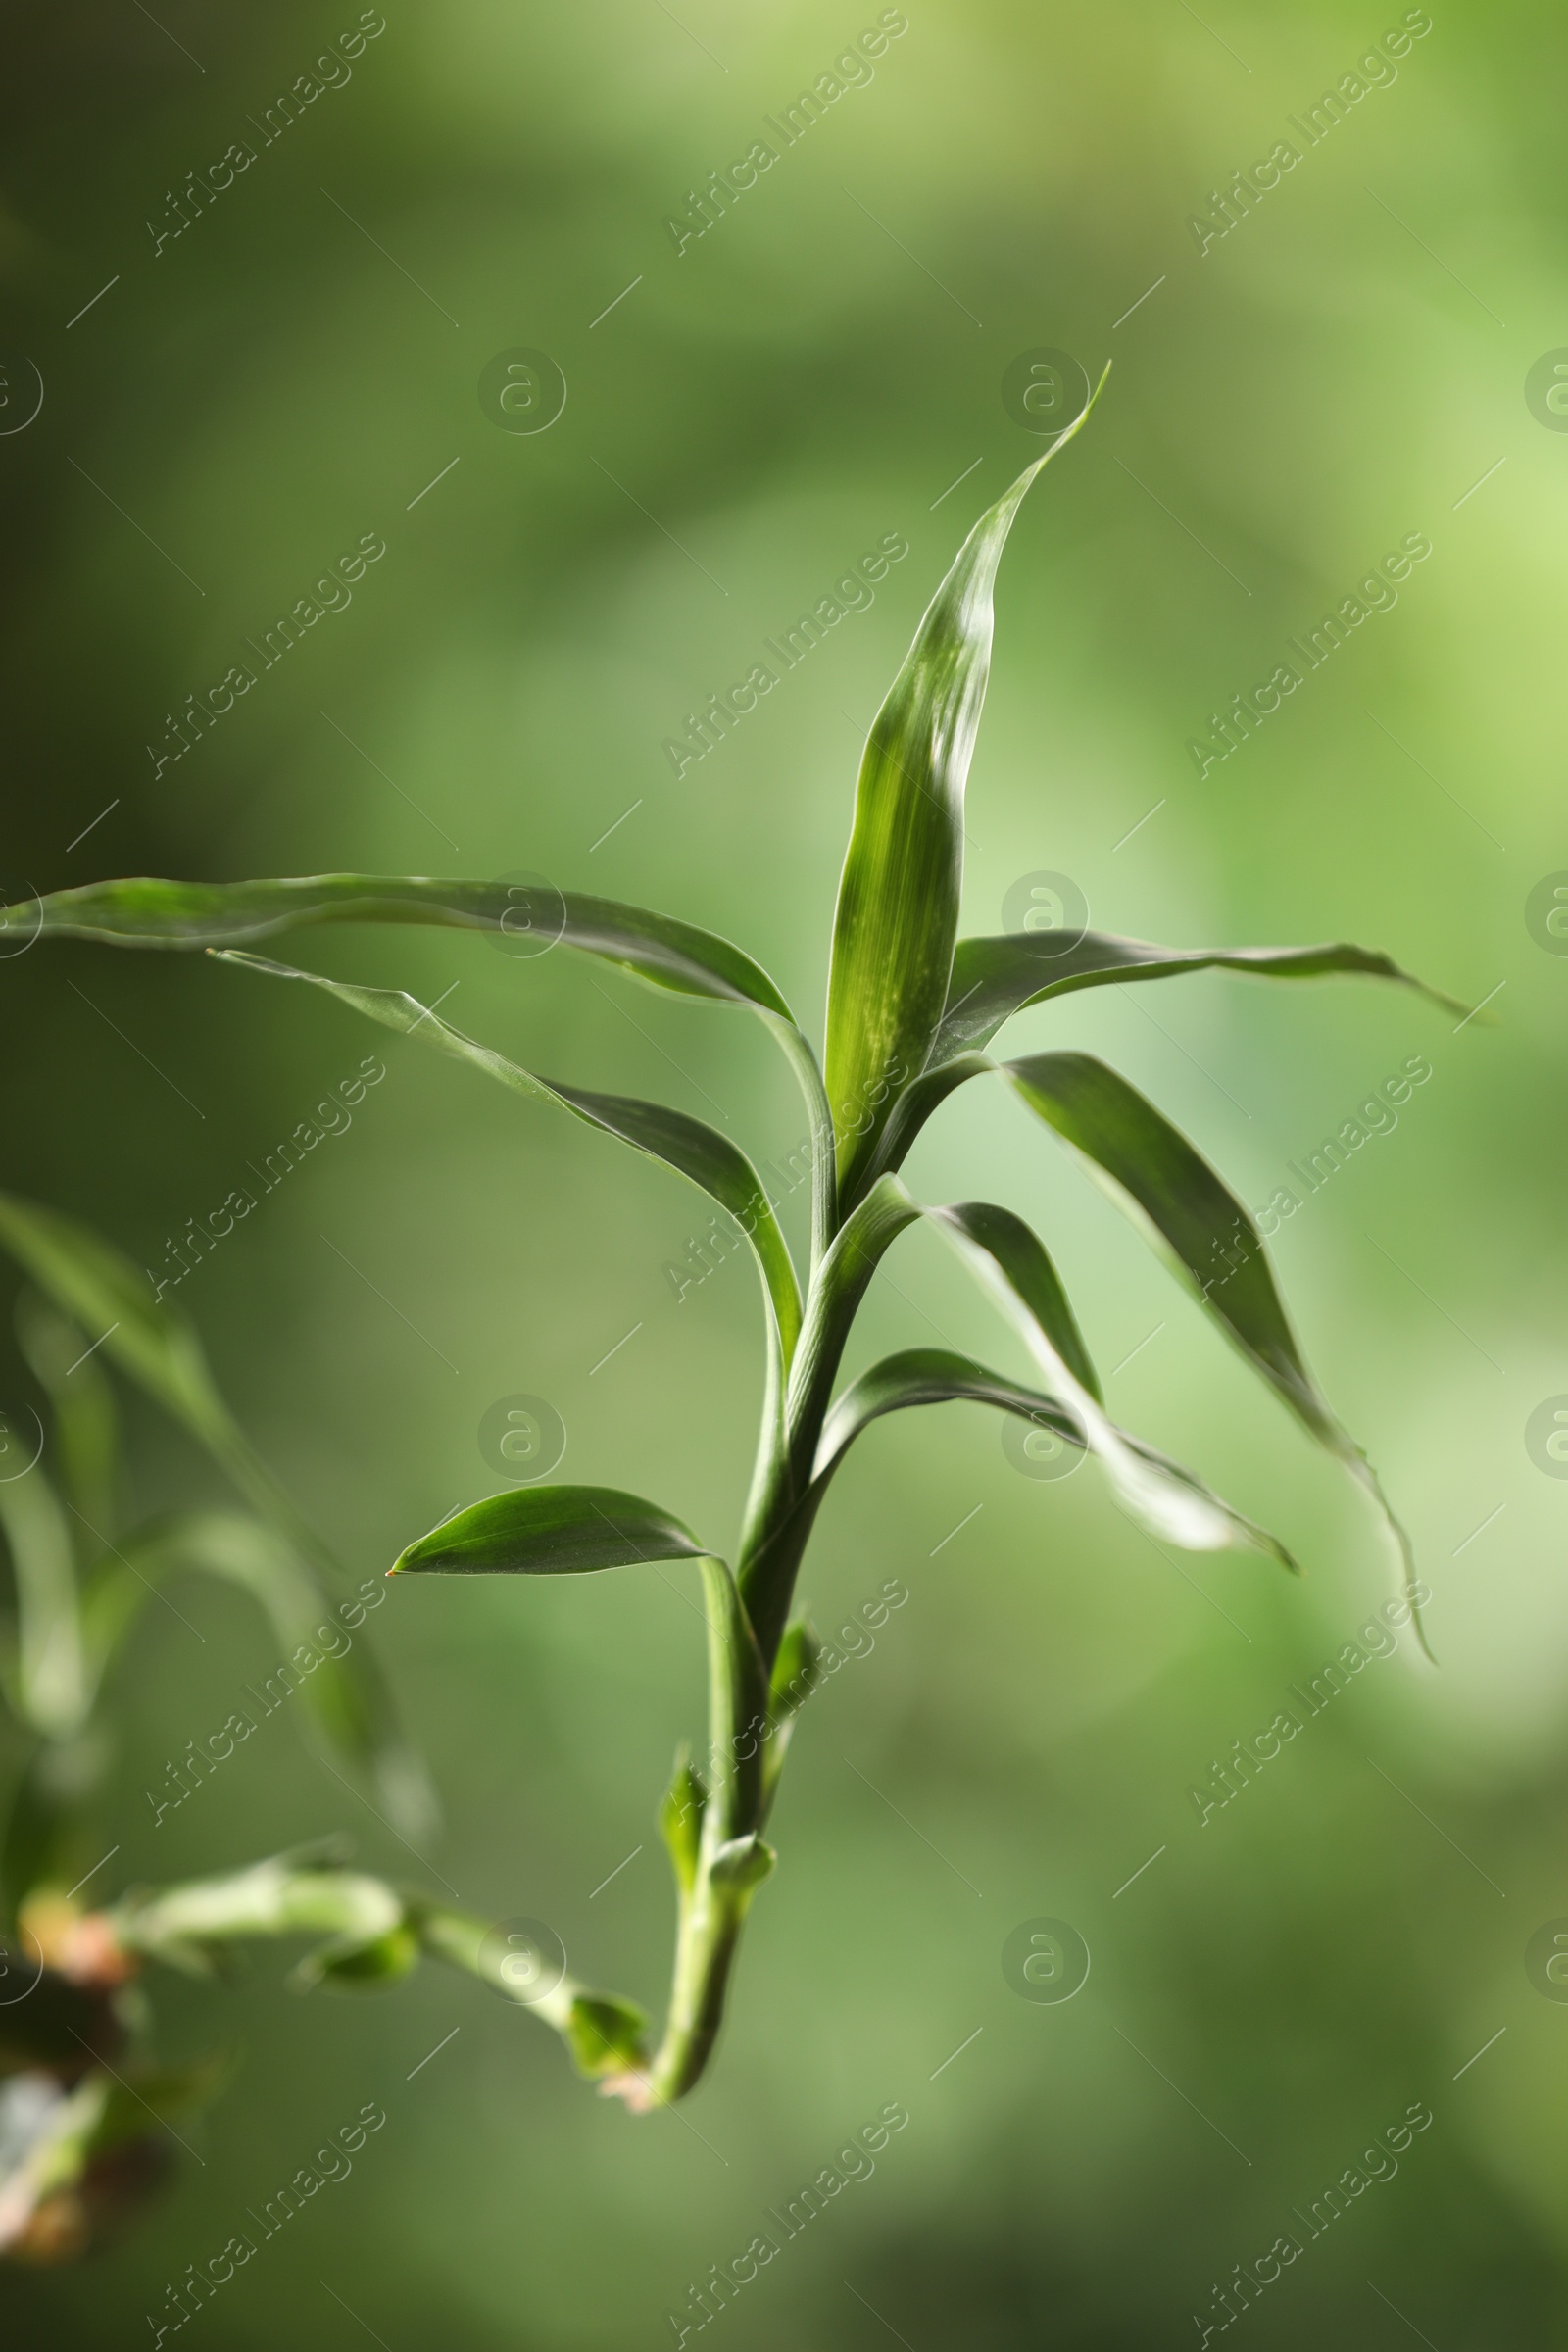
[37,872,789,1005]
[824,375,1105,1202]
[392,1486,711,1577]
[927,1198,1271,1555]
[218,951,803,1363]
[1002,1051,1421,1631]
[777,1174,1290,1564]
[810,1347,1295,1569]
[36,870,838,1258]
[933,928,1465,1061]
[1004,1054,1340,1445]
[815,1348,1078,1477]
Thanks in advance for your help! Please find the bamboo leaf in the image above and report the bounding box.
[811,1346,1294,1568]
[928,1200,1287,1559]
[392,1486,712,1577]
[778,1175,1289,1566]
[823,377,1105,1205]
[933,928,1465,1061]
[36,870,838,1259]
[216,951,803,1364]
[815,1347,1079,1475]
[1002,1051,1419,1628]
[38,873,787,1005]
[1004,1054,1339,1443]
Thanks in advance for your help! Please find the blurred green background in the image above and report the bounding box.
[3,0,1566,2341]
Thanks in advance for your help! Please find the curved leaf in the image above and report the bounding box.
[38,873,789,1005]
[0,1195,434,1831]
[844,1052,994,1213]
[35,870,838,1265]
[927,1198,1277,1557]
[814,1347,1079,1479]
[1002,1051,1419,1631]
[219,952,803,1365]
[811,1346,1295,1568]
[392,1485,711,1577]
[1004,1054,1337,1444]
[933,928,1464,1062]
[777,1173,1288,1563]
[823,373,1106,1205]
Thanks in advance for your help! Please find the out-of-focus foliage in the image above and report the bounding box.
[1,0,1562,2341]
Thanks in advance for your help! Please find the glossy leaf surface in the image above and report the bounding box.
[823,379,1104,1203]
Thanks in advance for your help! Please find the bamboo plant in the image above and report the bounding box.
[9,381,1456,2127]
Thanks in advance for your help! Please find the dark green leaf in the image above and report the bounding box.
[824,377,1106,1205]
[393,1485,711,1577]
[777,1176,1291,1566]
[218,952,803,1362]
[37,872,787,1004]
[933,928,1465,1061]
